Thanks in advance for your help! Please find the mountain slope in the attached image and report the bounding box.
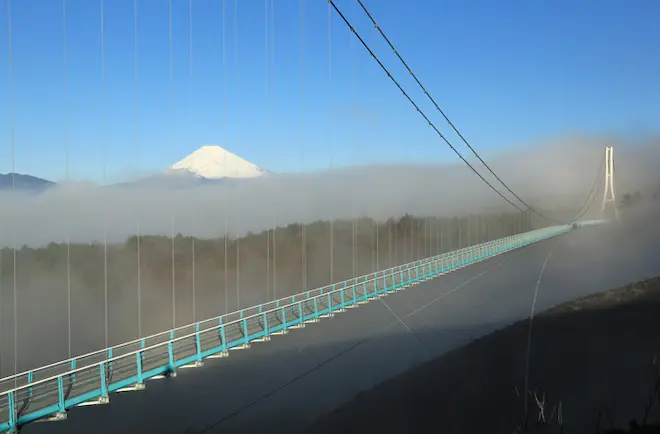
[169,145,268,179]
[0,173,55,191]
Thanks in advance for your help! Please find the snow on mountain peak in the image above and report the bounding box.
[169,145,267,179]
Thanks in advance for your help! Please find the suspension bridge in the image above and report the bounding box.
[0,1,657,433]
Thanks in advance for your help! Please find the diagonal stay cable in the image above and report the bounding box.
[328,0,525,214]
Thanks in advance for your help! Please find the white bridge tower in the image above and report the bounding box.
[600,146,619,221]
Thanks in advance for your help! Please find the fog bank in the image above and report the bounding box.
[1,137,657,247]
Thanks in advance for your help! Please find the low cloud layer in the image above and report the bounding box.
[0,135,658,247]
[0,134,658,377]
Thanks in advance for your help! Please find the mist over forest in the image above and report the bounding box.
[0,136,658,377]
[1,135,658,247]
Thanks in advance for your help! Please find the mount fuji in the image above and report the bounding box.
[119,145,270,189]
[168,145,269,179]
[0,146,269,191]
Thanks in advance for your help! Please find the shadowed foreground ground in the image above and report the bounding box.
[307,276,660,434]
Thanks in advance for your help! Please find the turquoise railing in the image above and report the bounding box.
[0,223,578,432]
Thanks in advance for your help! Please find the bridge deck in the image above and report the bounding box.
[0,224,591,433]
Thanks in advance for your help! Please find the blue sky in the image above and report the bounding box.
[0,0,658,183]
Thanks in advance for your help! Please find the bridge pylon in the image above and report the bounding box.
[600,146,619,221]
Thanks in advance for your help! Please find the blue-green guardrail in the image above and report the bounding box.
[0,223,584,432]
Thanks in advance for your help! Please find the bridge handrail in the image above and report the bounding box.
[0,226,565,388]
[0,224,587,434]
[0,226,567,395]
[0,241,470,384]
[0,234,513,384]
[0,246,465,395]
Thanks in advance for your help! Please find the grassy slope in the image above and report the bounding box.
[306,276,660,434]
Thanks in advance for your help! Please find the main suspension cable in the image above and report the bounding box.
[327,1,525,216]
[568,154,605,222]
[353,0,564,225]
[576,153,606,217]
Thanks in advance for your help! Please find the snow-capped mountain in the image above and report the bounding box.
[0,146,267,192]
[169,145,268,179]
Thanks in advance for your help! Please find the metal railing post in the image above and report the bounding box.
[219,319,227,353]
[195,324,202,362]
[241,319,249,345]
[312,292,319,318]
[168,330,176,374]
[100,363,109,401]
[70,359,76,385]
[8,391,17,433]
[263,312,270,335]
[281,306,288,328]
[27,371,33,400]
[135,339,145,387]
[107,348,113,384]
[57,376,65,414]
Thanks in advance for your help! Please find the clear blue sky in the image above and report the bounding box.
[0,0,658,183]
